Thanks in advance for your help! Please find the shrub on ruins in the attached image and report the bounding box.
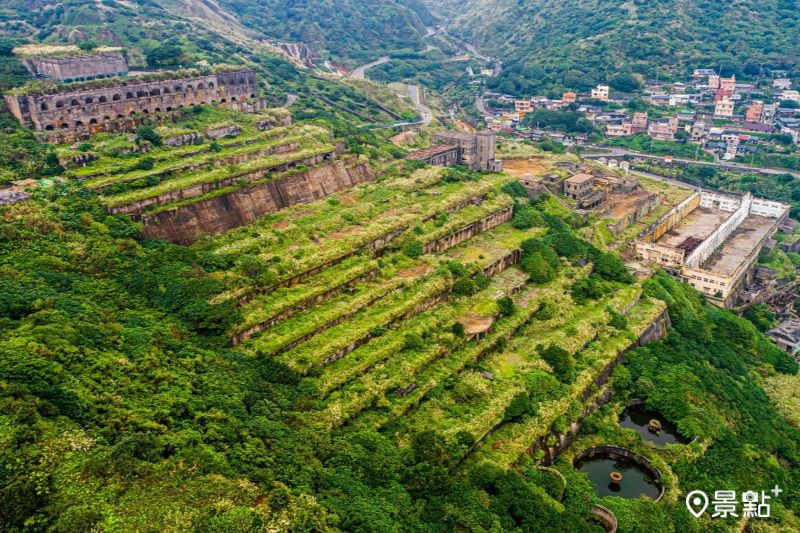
[403,332,425,351]
[452,277,477,296]
[535,301,557,321]
[608,307,628,330]
[77,40,98,51]
[504,392,536,422]
[135,126,163,147]
[501,180,528,198]
[237,255,276,287]
[146,42,185,68]
[497,296,515,316]
[594,252,634,283]
[512,205,544,229]
[131,157,155,171]
[571,276,610,303]
[743,304,777,332]
[540,345,574,383]
[521,238,560,269]
[401,239,424,258]
[441,166,479,183]
[522,252,554,284]
[452,322,466,338]
[545,229,593,260]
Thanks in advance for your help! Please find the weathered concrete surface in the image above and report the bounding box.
[112,146,341,216]
[141,158,374,244]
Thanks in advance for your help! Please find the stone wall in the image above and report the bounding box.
[140,158,375,244]
[24,51,128,82]
[638,191,700,243]
[424,206,513,254]
[111,145,340,216]
[5,68,259,139]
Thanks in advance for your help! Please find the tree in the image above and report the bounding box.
[522,253,554,284]
[512,206,543,229]
[135,126,163,147]
[146,43,185,69]
[497,296,515,316]
[403,332,425,350]
[77,41,98,52]
[540,345,574,383]
[594,252,634,283]
[401,239,423,258]
[0,39,15,57]
[609,73,642,92]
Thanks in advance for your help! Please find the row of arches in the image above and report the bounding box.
[41,92,257,131]
[40,81,235,111]
[42,104,197,130]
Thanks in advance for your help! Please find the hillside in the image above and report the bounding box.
[217,0,432,63]
[424,0,800,94]
[0,0,432,65]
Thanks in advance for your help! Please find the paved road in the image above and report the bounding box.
[583,146,800,179]
[475,95,488,116]
[350,56,390,80]
[407,84,433,126]
[631,169,700,191]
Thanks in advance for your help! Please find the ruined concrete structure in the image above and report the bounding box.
[4,68,261,142]
[431,131,503,172]
[405,144,461,167]
[141,157,375,244]
[23,51,128,83]
[407,131,503,171]
[635,190,789,307]
[563,172,606,209]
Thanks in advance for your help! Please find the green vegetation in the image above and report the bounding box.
[435,0,800,93]
[605,134,714,161]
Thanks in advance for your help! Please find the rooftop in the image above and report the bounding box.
[655,206,731,250]
[405,144,458,160]
[566,173,594,185]
[701,215,776,276]
[767,320,800,346]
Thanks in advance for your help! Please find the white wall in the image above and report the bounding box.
[700,191,741,212]
[685,195,751,268]
[751,198,790,219]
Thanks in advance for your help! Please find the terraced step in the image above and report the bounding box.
[214,173,513,304]
[389,285,642,455]
[85,126,303,190]
[315,268,529,401]
[229,197,515,344]
[313,270,556,429]
[70,131,268,180]
[230,255,379,345]
[106,142,339,215]
[463,296,666,470]
[267,270,453,374]
[246,258,440,359]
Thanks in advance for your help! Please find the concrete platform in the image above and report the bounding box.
[702,215,775,276]
[655,206,731,251]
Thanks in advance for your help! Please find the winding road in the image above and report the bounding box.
[407,84,434,126]
[350,56,390,80]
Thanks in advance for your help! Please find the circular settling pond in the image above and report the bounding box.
[575,447,663,500]
[619,404,689,446]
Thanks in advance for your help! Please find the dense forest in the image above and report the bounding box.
[424,0,800,94]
